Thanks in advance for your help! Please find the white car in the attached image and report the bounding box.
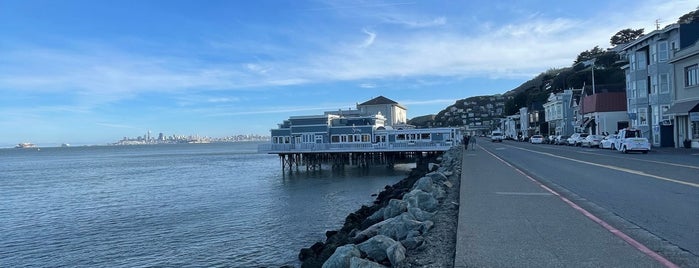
[600,135,618,149]
[530,135,544,144]
[615,128,651,154]
[581,135,604,148]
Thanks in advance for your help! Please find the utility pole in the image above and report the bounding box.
[591,60,595,95]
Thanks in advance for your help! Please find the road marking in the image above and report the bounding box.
[575,150,699,170]
[495,192,553,196]
[512,146,699,188]
[480,147,680,268]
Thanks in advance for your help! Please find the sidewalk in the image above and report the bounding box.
[453,146,665,267]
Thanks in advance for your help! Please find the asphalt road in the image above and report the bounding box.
[474,138,699,266]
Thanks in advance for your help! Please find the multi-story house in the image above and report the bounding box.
[667,39,699,148]
[621,21,699,147]
[543,89,575,136]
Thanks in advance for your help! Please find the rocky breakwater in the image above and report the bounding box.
[299,147,462,268]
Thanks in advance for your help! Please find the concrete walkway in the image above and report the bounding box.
[453,145,666,268]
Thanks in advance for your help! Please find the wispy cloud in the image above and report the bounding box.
[382,16,447,28]
[96,123,139,129]
[360,28,377,48]
[1,0,695,107]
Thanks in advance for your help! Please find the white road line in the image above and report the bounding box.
[495,192,553,196]
[575,150,699,170]
[511,146,699,188]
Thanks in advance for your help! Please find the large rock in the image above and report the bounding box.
[403,189,439,212]
[412,176,435,193]
[400,230,425,250]
[357,235,399,262]
[378,213,430,241]
[426,171,448,184]
[408,207,435,222]
[349,257,387,268]
[383,199,407,220]
[322,244,361,268]
[386,241,406,265]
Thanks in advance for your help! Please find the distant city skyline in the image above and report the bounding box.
[1,0,695,145]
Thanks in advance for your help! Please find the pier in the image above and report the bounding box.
[259,141,453,171]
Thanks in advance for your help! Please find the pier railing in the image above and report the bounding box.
[258,141,455,154]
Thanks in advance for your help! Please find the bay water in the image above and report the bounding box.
[0,142,412,267]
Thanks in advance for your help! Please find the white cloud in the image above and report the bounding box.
[360,28,377,48]
[359,82,376,88]
[2,0,695,104]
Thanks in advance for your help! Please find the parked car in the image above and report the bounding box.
[600,135,618,149]
[530,135,544,144]
[567,133,588,146]
[581,135,604,148]
[615,128,651,154]
[491,131,504,142]
[555,135,569,145]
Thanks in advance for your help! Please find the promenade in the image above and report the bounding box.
[453,142,671,267]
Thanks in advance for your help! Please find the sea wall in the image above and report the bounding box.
[299,147,462,267]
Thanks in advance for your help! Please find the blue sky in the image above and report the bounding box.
[0,0,695,146]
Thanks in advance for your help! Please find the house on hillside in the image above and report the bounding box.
[620,21,699,147]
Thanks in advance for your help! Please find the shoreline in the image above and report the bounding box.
[298,146,462,267]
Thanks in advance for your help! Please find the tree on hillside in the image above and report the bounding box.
[678,6,699,24]
[575,46,605,64]
[610,28,644,46]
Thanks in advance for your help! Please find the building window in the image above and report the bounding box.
[331,135,340,143]
[658,41,668,62]
[638,108,648,126]
[629,53,636,71]
[361,134,371,142]
[636,51,646,70]
[650,43,657,63]
[636,80,647,96]
[693,122,699,139]
[659,73,669,93]
[653,106,660,126]
[650,75,658,95]
[661,105,670,121]
[687,64,699,87]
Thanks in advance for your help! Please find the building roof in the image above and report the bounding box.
[359,96,398,106]
[358,96,406,110]
[580,92,627,114]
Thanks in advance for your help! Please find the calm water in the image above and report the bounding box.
[0,142,412,267]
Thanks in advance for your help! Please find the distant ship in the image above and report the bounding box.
[15,142,37,148]
[61,143,70,147]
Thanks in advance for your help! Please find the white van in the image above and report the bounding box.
[491,131,504,142]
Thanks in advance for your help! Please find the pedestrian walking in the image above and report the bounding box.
[470,135,476,150]
[463,135,470,150]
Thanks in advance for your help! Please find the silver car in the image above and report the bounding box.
[600,135,618,149]
[581,135,604,148]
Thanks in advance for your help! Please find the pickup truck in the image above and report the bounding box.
[614,128,650,154]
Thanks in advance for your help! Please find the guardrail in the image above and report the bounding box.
[258,141,455,153]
